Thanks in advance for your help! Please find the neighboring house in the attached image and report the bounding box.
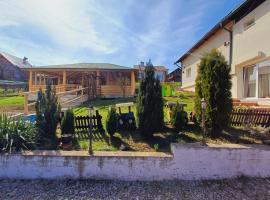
[134,62,167,82]
[22,63,136,98]
[0,51,30,82]
[167,68,182,82]
[175,0,270,106]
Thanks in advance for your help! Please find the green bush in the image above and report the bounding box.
[171,102,188,132]
[35,82,61,149]
[137,60,164,137]
[195,49,232,137]
[0,113,38,153]
[61,109,75,135]
[106,106,117,137]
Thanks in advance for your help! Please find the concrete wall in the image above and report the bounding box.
[1,143,270,180]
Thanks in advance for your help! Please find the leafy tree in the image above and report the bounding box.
[61,109,75,135]
[35,82,61,149]
[195,49,232,137]
[137,60,164,137]
[106,106,117,137]
[171,102,188,132]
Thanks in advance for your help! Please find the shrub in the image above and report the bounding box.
[0,113,38,153]
[61,109,75,135]
[137,60,164,137]
[195,49,232,137]
[106,106,117,137]
[171,102,188,132]
[35,82,61,149]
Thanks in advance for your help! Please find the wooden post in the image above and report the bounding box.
[131,71,135,96]
[34,72,37,86]
[39,74,42,85]
[96,71,100,96]
[81,73,84,87]
[24,93,29,115]
[29,70,33,91]
[63,70,67,91]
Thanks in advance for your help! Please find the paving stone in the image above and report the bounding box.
[0,178,269,200]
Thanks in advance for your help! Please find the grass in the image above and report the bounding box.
[72,91,198,152]
[72,90,270,152]
[0,96,24,106]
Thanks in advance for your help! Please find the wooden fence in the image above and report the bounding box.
[74,110,103,133]
[231,108,270,127]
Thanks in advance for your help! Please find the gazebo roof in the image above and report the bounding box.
[22,63,134,71]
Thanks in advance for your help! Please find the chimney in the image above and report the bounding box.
[23,57,28,64]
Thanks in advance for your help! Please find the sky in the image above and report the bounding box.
[0,0,244,72]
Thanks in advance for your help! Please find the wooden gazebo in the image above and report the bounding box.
[22,63,136,97]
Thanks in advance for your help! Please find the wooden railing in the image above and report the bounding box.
[23,87,88,114]
[231,108,270,127]
[29,84,79,93]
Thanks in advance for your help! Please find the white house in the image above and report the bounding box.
[175,0,270,106]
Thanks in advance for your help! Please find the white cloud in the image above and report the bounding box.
[0,0,116,54]
[0,0,236,69]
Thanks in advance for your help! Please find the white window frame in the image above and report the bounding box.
[243,60,270,100]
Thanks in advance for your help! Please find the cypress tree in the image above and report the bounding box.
[195,49,232,137]
[137,60,164,137]
[35,82,61,148]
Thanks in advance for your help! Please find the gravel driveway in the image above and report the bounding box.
[0,178,269,200]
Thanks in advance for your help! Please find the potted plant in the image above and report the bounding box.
[61,109,75,150]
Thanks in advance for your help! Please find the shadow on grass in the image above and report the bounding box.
[218,127,267,144]
[110,136,134,151]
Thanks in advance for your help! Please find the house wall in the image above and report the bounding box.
[181,0,270,104]
[181,29,230,91]
[0,55,27,81]
[231,0,270,99]
[1,143,270,180]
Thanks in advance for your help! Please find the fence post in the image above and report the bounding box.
[96,110,103,131]
[24,93,29,115]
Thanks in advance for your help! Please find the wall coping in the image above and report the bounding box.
[1,150,172,158]
[1,143,270,158]
[171,142,270,150]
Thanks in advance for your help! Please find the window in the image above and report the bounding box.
[259,65,270,98]
[186,68,191,78]
[243,61,270,99]
[244,18,255,30]
[244,65,256,98]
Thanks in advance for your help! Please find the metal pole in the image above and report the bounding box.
[201,98,206,145]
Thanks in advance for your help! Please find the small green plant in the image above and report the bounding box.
[106,106,118,137]
[153,143,159,151]
[171,102,188,132]
[61,109,75,135]
[0,113,38,153]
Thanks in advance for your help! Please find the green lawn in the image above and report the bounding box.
[72,91,196,152]
[0,96,24,106]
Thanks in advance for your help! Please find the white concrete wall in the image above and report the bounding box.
[181,29,230,91]
[1,143,270,180]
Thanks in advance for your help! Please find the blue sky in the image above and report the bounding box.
[0,0,244,72]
